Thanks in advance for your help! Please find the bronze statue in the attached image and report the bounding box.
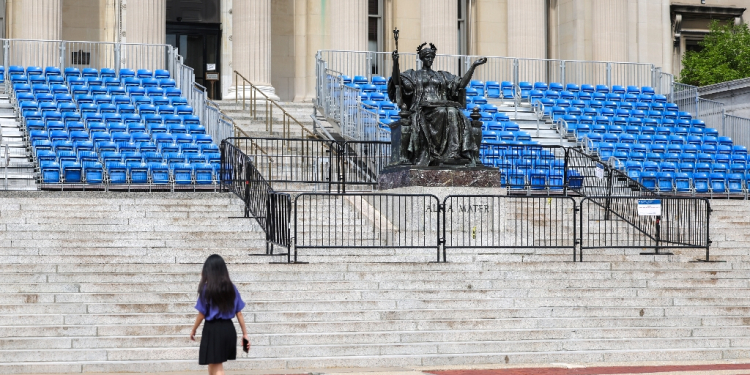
[387,32,487,167]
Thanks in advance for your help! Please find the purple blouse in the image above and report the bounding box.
[195,284,246,321]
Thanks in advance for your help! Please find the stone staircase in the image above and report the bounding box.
[0,191,750,372]
[216,99,324,140]
[0,93,36,190]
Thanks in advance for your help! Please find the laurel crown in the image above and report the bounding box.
[417,42,437,54]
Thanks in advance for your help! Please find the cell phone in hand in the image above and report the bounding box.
[242,338,249,353]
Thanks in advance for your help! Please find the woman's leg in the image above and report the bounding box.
[208,363,225,375]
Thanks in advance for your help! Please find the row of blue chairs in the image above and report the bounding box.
[562,116,704,130]
[24,112,200,134]
[19,97,188,111]
[30,130,213,146]
[587,132,735,147]
[528,90,666,104]
[482,130,533,143]
[11,75,177,90]
[583,132,728,146]
[13,83,182,98]
[638,171,746,195]
[22,102,193,117]
[548,106,690,121]
[27,120,206,135]
[33,139,215,155]
[570,125,716,140]
[468,81,655,97]
[625,160,750,175]
[593,144,746,159]
[41,160,216,185]
[38,149,219,164]
[7,66,170,80]
[480,157,566,169]
[499,168,585,190]
[609,152,748,167]
[601,147,747,161]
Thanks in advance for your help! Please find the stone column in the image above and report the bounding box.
[507,0,545,59]
[122,0,166,71]
[293,0,308,102]
[591,0,628,62]
[124,0,166,45]
[6,0,62,67]
[232,0,278,100]
[421,0,458,72]
[329,0,367,51]
[7,0,62,40]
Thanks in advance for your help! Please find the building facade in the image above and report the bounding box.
[3,0,749,102]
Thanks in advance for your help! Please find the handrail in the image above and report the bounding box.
[233,70,316,139]
[532,100,544,137]
[205,98,269,157]
[555,118,568,146]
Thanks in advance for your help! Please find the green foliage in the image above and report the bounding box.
[679,20,750,86]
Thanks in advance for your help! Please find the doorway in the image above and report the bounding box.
[167,23,221,100]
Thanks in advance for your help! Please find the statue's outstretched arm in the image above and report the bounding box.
[458,57,488,89]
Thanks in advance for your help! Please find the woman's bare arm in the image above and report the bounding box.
[189,312,205,341]
[236,311,248,337]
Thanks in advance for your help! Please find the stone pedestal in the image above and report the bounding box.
[378,166,502,190]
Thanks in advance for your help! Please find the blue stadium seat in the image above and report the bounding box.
[149,162,170,184]
[172,163,193,184]
[41,161,61,183]
[136,69,153,78]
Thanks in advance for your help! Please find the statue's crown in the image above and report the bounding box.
[417,42,437,55]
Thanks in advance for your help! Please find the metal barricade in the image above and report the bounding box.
[442,195,577,260]
[579,196,711,262]
[292,193,442,262]
[723,115,750,151]
[697,98,725,132]
[266,192,292,257]
[225,137,390,192]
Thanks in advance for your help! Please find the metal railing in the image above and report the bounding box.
[316,50,660,92]
[566,147,655,198]
[320,68,390,142]
[292,193,443,262]
[226,137,390,192]
[579,196,712,262]
[233,71,315,139]
[442,195,577,260]
[220,139,291,255]
[220,139,713,263]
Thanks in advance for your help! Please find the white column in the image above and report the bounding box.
[329,0,368,51]
[507,0,546,59]
[7,0,62,67]
[293,0,308,102]
[122,0,166,71]
[232,0,278,100]
[124,0,166,45]
[592,0,628,62]
[8,0,62,40]
[421,0,458,72]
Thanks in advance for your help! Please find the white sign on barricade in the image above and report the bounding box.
[637,199,662,216]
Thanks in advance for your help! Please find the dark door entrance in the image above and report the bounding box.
[167,23,221,100]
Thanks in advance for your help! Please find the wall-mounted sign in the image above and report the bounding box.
[206,63,216,71]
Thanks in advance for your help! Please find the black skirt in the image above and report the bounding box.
[199,319,237,365]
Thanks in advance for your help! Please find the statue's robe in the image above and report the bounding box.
[388,69,477,166]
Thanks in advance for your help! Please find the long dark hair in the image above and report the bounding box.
[197,254,236,314]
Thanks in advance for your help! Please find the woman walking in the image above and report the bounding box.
[190,254,249,375]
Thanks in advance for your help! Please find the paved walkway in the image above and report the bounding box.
[39,362,750,375]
